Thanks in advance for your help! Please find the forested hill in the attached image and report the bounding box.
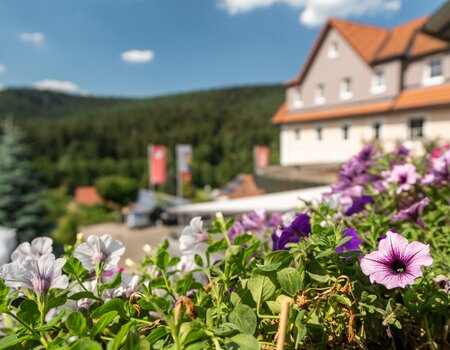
[0,85,284,193]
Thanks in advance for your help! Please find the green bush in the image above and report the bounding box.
[95,176,139,207]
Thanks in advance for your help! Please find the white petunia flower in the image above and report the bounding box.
[11,236,53,261]
[74,235,125,272]
[64,279,97,313]
[179,217,208,254]
[103,273,140,299]
[1,253,68,295]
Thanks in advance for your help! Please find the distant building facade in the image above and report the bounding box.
[273,6,450,165]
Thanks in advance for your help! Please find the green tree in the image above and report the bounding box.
[0,121,47,243]
[95,175,139,208]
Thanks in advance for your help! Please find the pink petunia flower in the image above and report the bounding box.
[360,231,432,289]
[385,164,421,194]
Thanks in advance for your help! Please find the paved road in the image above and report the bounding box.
[80,222,182,270]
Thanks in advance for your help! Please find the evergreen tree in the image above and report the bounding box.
[0,121,47,243]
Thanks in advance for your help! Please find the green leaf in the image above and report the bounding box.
[45,295,67,314]
[315,249,335,259]
[294,310,307,347]
[66,312,86,336]
[180,323,205,346]
[225,334,260,350]
[98,273,122,294]
[256,262,282,272]
[233,234,253,246]
[264,250,292,268]
[248,274,276,306]
[168,256,181,267]
[229,304,257,335]
[277,268,302,295]
[146,326,170,345]
[91,311,118,338]
[69,291,102,302]
[112,320,135,350]
[69,338,102,350]
[306,261,329,283]
[17,299,39,326]
[64,257,89,280]
[207,238,228,253]
[0,334,19,350]
[194,254,203,267]
[91,298,125,319]
[211,323,239,337]
[224,245,244,263]
[156,251,170,270]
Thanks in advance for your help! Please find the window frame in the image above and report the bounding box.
[315,84,325,105]
[293,86,303,108]
[341,124,350,140]
[340,77,353,100]
[408,117,425,140]
[328,41,339,59]
[371,69,386,94]
[423,56,444,86]
[316,125,323,141]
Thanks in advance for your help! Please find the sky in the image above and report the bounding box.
[0,0,446,97]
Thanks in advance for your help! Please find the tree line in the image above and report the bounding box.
[2,85,284,194]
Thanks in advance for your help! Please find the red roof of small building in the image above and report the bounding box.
[74,187,102,205]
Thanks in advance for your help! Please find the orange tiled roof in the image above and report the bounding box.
[272,84,450,124]
[375,17,429,61]
[74,186,102,205]
[331,19,389,63]
[288,15,450,86]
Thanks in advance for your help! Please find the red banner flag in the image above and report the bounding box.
[254,146,270,170]
[149,145,167,185]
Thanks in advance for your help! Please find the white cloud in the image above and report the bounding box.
[0,64,5,74]
[121,49,155,63]
[219,0,303,14]
[219,0,401,27]
[19,32,45,45]
[300,0,401,27]
[33,79,81,94]
[0,84,5,91]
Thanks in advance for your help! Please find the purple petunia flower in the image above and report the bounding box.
[337,228,363,254]
[242,209,267,233]
[385,163,421,194]
[395,145,410,157]
[360,231,433,289]
[345,196,374,216]
[423,149,450,185]
[228,221,245,243]
[276,214,311,250]
[391,197,430,228]
[267,212,283,228]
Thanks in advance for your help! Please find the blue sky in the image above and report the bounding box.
[0,0,445,97]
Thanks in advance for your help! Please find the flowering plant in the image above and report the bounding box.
[0,145,448,349]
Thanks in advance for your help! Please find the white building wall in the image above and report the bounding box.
[280,108,450,165]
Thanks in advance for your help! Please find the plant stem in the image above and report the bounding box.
[423,317,437,350]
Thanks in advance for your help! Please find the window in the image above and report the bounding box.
[328,41,339,59]
[340,78,353,100]
[423,57,444,86]
[293,86,303,108]
[409,118,424,139]
[294,128,300,141]
[316,126,323,141]
[315,84,325,104]
[430,58,443,78]
[373,122,381,140]
[342,124,349,140]
[371,70,386,94]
